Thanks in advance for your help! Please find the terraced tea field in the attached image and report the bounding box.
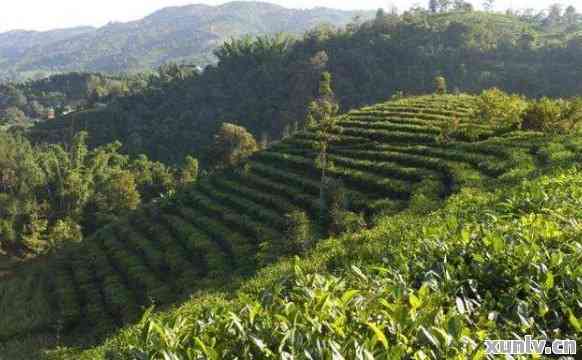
[0,95,547,343]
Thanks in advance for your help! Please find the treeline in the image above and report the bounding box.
[0,131,198,257]
[0,73,149,127]
[29,7,582,165]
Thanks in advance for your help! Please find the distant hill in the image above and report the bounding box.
[0,1,372,81]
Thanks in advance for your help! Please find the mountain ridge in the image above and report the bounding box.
[0,1,372,81]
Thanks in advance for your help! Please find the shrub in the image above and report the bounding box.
[522,97,582,133]
[434,76,447,94]
[409,179,442,214]
[284,211,313,254]
[436,115,460,144]
[333,210,366,234]
[476,88,527,130]
[319,177,348,232]
[258,210,312,265]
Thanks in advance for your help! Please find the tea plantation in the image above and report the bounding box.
[1,94,580,359]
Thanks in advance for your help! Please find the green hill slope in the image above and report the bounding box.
[1,94,581,358]
[74,151,580,360]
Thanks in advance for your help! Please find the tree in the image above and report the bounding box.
[4,88,27,108]
[307,72,340,181]
[46,218,82,252]
[180,156,199,185]
[259,132,269,150]
[453,0,473,12]
[522,97,582,133]
[374,8,387,29]
[564,6,577,27]
[101,171,141,212]
[284,211,312,255]
[482,0,494,12]
[0,107,26,125]
[429,0,439,13]
[438,0,452,12]
[129,154,176,199]
[517,30,537,50]
[258,210,312,264]
[434,76,447,94]
[545,4,563,27]
[70,131,89,170]
[211,123,258,169]
[476,88,528,130]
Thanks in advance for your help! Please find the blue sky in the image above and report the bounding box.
[0,0,574,33]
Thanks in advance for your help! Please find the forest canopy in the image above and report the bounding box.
[0,131,196,257]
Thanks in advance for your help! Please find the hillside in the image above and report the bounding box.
[27,9,582,165]
[0,2,371,81]
[1,94,580,358]
[0,72,155,129]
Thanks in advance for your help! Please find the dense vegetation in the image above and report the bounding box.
[0,131,198,258]
[0,3,581,359]
[1,92,580,358]
[0,73,149,128]
[28,5,582,166]
[0,2,369,81]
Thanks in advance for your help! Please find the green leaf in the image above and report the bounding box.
[251,336,271,354]
[544,272,554,290]
[455,297,465,314]
[409,293,422,310]
[420,326,441,349]
[341,290,360,305]
[447,316,462,338]
[194,337,217,360]
[418,283,430,299]
[567,309,581,333]
[351,265,368,282]
[492,235,504,253]
[366,322,388,349]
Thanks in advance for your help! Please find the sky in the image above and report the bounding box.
[0,0,576,33]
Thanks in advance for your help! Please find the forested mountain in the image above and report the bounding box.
[0,2,371,81]
[29,7,582,165]
[0,27,95,58]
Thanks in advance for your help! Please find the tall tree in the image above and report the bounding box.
[374,8,387,29]
[564,6,577,27]
[545,4,563,27]
[434,76,448,94]
[453,0,473,12]
[438,0,452,12]
[211,123,258,169]
[482,0,494,12]
[179,156,199,185]
[429,0,439,13]
[307,72,340,182]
